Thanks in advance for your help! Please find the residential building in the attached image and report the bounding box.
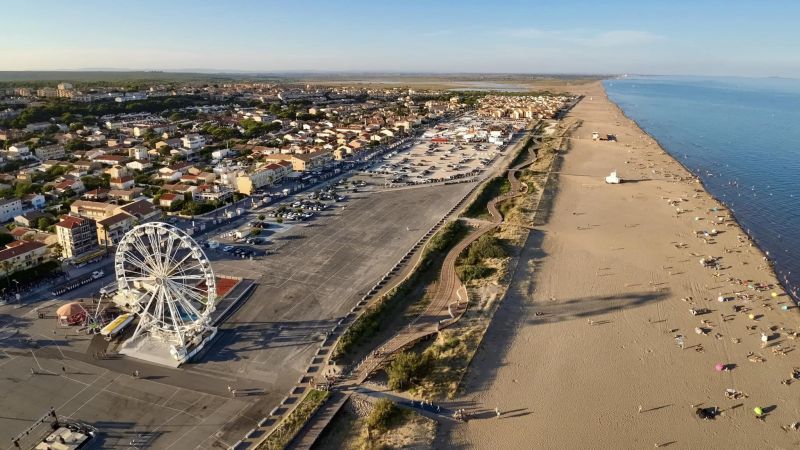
[7,144,32,160]
[115,199,161,222]
[110,176,135,190]
[36,87,58,98]
[69,200,118,220]
[96,212,134,248]
[13,210,52,228]
[108,188,143,202]
[235,162,293,195]
[93,154,129,166]
[55,215,99,259]
[128,146,149,160]
[264,152,331,172]
[159,193,184,209]
[53,178,85,194]
[22,193,46,209]
[34,144,66,160]
[194,184,233,202]
[0,199,23,222]
[0,241,49,274]
[181,134,206,151]
[9,227,58,246]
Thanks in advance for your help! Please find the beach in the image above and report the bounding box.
[440,81,800,448]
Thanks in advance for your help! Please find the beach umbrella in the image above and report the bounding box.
[748,313,756,320]
[771,292,778,298]
[715,363,726,372]
[754,407,763,417]
[782,305,790,311]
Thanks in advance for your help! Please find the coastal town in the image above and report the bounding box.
[0,77,578,449]
[2,2,797,449]
[0,82,570,294]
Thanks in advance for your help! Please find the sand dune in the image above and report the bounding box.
[440,82,800,449]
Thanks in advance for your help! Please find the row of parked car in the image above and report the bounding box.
[221,245,262,258]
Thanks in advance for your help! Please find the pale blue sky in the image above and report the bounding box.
[1,0,798,76]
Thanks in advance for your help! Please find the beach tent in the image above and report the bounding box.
[56,302,87,326]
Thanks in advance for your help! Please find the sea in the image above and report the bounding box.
[604,76,800,299]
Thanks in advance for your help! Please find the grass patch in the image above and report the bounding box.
[461,176,511,219]
[319,396,435,450]
[415,325,484,399]
[332,220,469,361]
[455,234,507,282]
[258,389,330,450]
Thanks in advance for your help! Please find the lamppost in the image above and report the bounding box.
[12,279,20,304]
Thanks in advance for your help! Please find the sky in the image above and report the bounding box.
[1,0,798,77]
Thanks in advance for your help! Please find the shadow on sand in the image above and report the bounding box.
[435,227,670,448]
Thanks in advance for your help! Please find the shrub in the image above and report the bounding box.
[462,176,511,218]
[387,351,430,390]
[462,234,506,265]
[456,264,495,282]
[365,398,399,433]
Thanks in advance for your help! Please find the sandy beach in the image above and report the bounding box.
[440,81,800,449]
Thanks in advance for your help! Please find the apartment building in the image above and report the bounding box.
[264,151,332,172]
[96,212,134,248]
[0,199,23,223]
[0,241,49,274]
[55,215,99,259]
[34,144,66,160]
[235,162,293,195]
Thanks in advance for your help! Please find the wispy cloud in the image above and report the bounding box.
[500,27,548,39]
[577,30,664,47]
[421,29,454,37]
[499,28,664,47]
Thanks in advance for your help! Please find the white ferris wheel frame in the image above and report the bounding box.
[115,222,217,350]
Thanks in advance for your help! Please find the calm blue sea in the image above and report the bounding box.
[604,76,800,298]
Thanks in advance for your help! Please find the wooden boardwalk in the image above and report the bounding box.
[281,131,543,450]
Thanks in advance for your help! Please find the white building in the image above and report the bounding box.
[128,145,149,160]
[181,134,206,151]
[0,198,23,222]
[8,144,33,160]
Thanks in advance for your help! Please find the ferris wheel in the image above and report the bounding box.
[115,222,217,355]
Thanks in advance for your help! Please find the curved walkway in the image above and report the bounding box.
[285,134,542,450]
[346,137,540,385]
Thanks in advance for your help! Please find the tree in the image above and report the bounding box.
[100,223,111,255]
[14,181,35,198]
[65,138,90,151]
[36,217,52,231]
[80,175,108,191]
[0,233,14,247]
[0,260,12,286]
[50,243,64,259]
